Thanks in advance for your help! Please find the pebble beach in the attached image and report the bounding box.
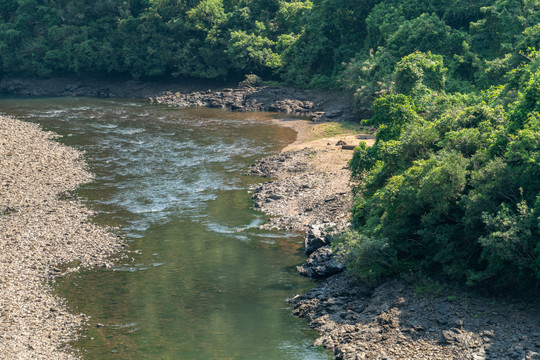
[0,115,123,359]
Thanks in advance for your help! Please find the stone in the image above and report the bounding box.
[296,246,345,278]
[304,224,332,255]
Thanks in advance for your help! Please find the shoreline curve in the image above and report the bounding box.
[0,115,124,359]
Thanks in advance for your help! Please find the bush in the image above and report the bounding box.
[238,73,263,87]
[332,230,395,286]
[393,51,447,95]
[369,93,420,141]
[345,64,540,290]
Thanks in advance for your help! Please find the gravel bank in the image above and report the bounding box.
[0,116,124,359]
[248,148,353,232]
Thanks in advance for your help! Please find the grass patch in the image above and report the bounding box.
[310,121,374,140]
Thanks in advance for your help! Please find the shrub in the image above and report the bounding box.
[238,73,263,87]
[393,51,447,95]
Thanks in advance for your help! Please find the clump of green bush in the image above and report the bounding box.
[338,52,540,290]
[238,74,263,88]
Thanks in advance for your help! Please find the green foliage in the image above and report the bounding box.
[0,0,535,89]
[369,94,420,141]
[393,51,447,95]
[470,0,540,56]
[472,200,539,287]
[337,49,393,107]
[238,73,263,87]
[227,30,281,71]
[332,229,395,286]
[387,13,464,58]
[187,0,229,42]
[345,62,540,290]
[279,0,378,87]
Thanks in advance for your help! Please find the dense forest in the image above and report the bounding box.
[1,0,536,88]
[1,0,539,290]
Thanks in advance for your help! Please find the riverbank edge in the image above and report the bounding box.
[142,83,540,359]
[3,78,540,359]
[0,115,125,359]
[247,122,540,359]
[249,123,540,359]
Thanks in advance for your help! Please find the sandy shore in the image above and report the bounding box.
[249,119,374,232]
[0,116,124,359]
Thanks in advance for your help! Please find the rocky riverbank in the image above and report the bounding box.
[0,116,124,359]
[290,274,540,359]
[0,76,366,123]
[0,76,221,98]
[247,123,540,359]
[149,84,360,122]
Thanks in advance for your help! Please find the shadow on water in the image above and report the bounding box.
[0,98,330,360]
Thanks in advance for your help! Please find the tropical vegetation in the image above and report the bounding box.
[1,0,539,289]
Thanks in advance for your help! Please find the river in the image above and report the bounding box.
[0,97,329,359]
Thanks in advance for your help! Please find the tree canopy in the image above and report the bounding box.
[0,0,537,87]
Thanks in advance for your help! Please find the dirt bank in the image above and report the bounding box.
[0,76,224,98]
[0,116,124,359]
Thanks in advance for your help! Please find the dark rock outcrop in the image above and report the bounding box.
[304,223,333,256]
[296,246,344,278]
[150,86,355,122]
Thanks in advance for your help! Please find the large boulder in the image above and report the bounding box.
[296,246,344,278]
[304,223,333,256]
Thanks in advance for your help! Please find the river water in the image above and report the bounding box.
[0,98,329,359]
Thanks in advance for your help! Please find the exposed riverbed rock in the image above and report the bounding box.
[150,86,355,122]
[296,246,344,278]
[0,77,367,123]
[290,275,540,360]
[304,223,333,256]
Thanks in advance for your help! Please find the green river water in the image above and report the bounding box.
[0,98,330,360]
